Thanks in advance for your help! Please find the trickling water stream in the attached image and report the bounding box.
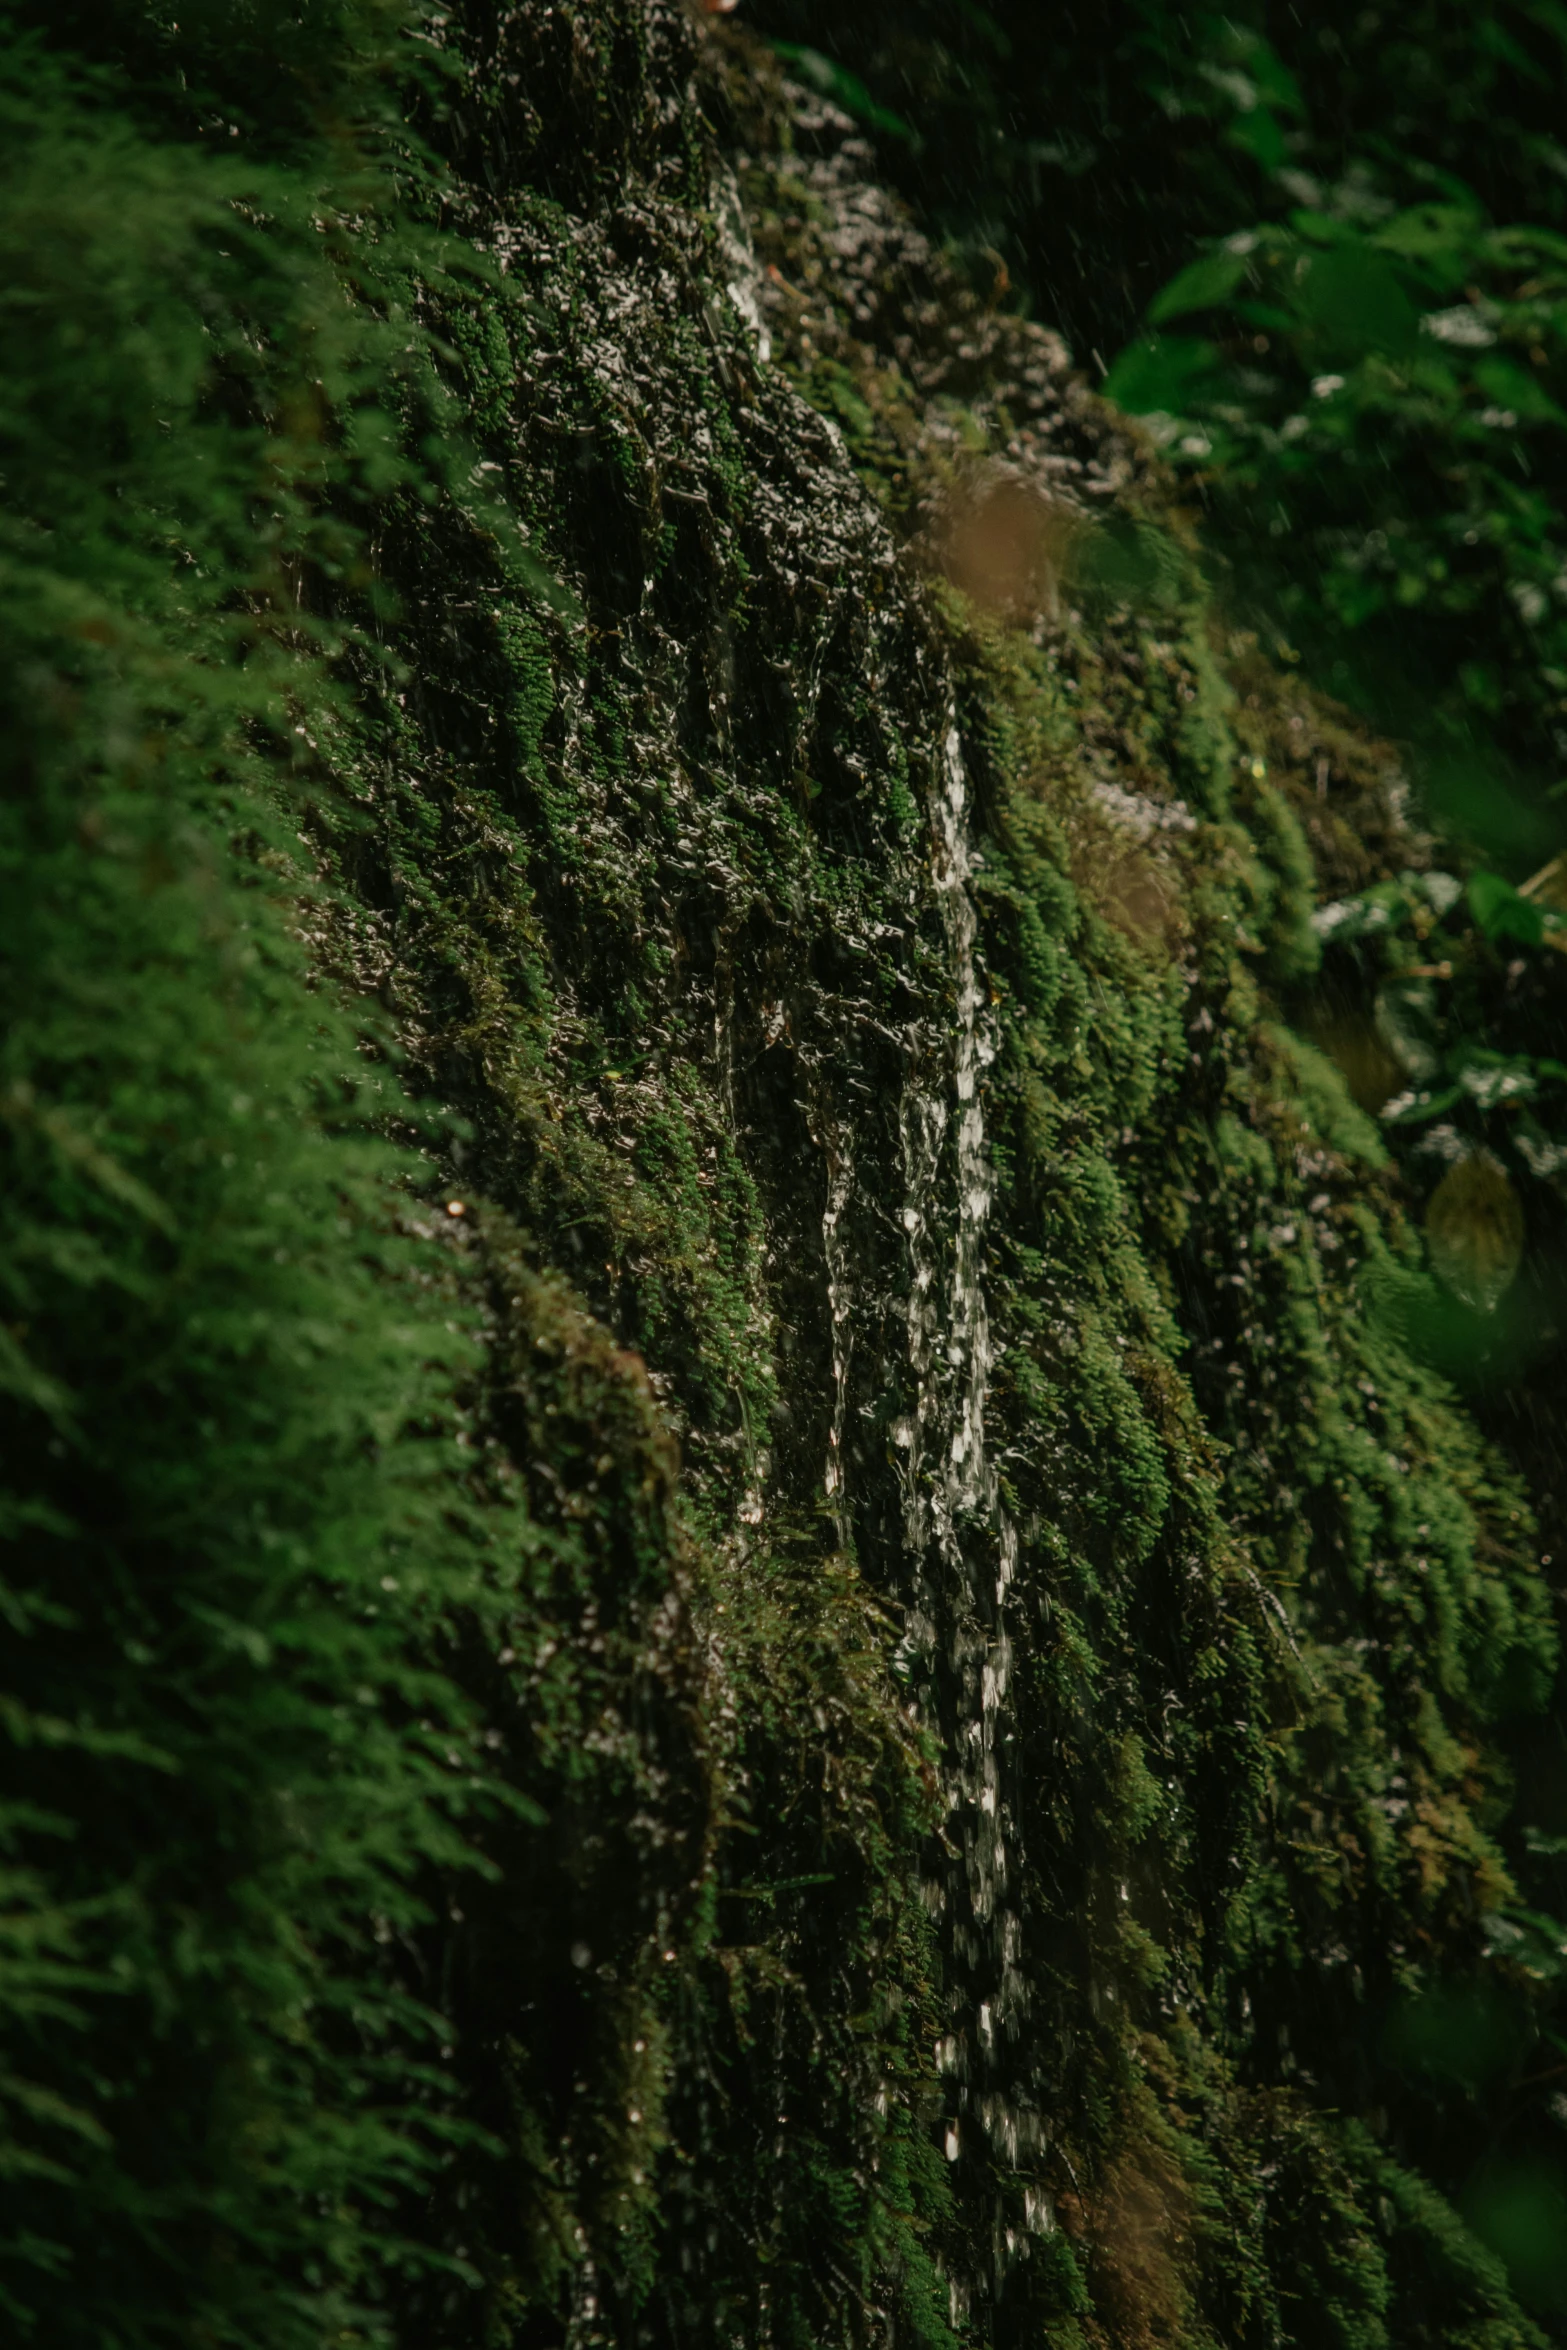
[848,721,1044,2299]
[820,1112,856,1542]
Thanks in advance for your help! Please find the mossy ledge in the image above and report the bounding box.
[2,5,1561,2347]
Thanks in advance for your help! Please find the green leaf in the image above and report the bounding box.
[1147,248,1249,325]
[1469,869,1547,945]
[1101,333,1220,416]
[1426,1149,1526,1311]
[1226,106,1286,173]
[770,45,915,142]
[1473,352,1567,423]
[1374,202,1484,291]
[1382,1085,1463,1125]
[1290,209,1354,247]
[1293,244,1420,360]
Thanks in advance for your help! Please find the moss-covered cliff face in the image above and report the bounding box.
[3,5,1563,2346]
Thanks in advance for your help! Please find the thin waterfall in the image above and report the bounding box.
[818,715,1044,2300]
[820,1111,856,1542]
[892,725,1041,2291]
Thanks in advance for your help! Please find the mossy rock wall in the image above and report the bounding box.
[2,6,1561,2347]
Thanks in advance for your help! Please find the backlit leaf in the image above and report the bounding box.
[1426,1150,1525,1311]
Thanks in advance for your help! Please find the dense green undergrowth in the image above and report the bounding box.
[0,18,513,2337]
[5,3,1567,2345]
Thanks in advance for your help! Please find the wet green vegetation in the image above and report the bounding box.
[4,4,1567,2345]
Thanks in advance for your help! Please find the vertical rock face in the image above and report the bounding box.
[336,13,1552,2342]
[2,5,1559,2347]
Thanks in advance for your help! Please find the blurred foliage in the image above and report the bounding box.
[747,1,1567,352]
[1105,200,1567,836]
[0,7,518,2340]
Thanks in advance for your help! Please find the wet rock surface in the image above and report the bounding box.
[318,9,1555,2343]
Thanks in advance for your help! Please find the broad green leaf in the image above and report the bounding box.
[1289,209,1352,248]
[1147,250,1249,325]
[1473,354,1567,423]
[1375,203,1484,290]
[1426,1149,1525,1311]
[1226,107,1286,173]
[1469,869,1547,945]
[1294,245,1420,359]
[769,44,914,142]
[1101,332,1220,415]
